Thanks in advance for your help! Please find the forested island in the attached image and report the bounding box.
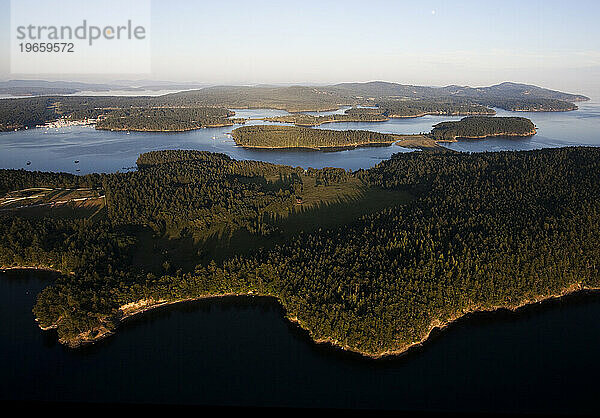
[0,81,588,132]
[95,107,242,132]
[231,125,400,150]
[264,101,496,126]
[481,97,578,112]
[430,116,537,140]
[231,117,536,151]
[375,100,496,118]
[1,147,599,357]
[264,108,389,126]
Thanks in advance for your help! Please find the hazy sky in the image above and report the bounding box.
[1,0,599,97]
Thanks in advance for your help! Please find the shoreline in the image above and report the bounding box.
[369,283,600,359]
[284,282,600,359]
[264,110,498,126]
[294,118,389,127]
[0,265,65,274]
[394,130,538,151]
[512,106,578,112]
[438,129,537,142]
[35,279,600,359]
[388,111,496,119]
[95,122,236,133]
[53,291,262,348]
[264,117,390,127]
[118,292,260,320]
[235,141,395,151]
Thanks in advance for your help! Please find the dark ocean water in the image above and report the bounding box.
[1,269,600,413]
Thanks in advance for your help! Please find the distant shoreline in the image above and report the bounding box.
[447,129,537,141]
[95,122,235,133]
[236,141,396,151]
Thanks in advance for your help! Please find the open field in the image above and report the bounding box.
[0,187,106,219]
[393,134,448,150]
[277,179,411,236]
[132,176,411,272]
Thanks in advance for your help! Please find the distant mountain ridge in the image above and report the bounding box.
[0,79,589,104]
[166,81,588,113]
[0,80,205,96]
[326,81,589,102]
[0,80,132,96]
[0,80,590,131]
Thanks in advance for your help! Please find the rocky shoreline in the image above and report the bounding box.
[95,122,235,133]
[0,265,65,274]
[389,110,496,119]
[284,282,599,359]
[448,128,537,141]
[35,280,600,359]
[236,141,395,151]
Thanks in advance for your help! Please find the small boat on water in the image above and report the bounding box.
[74,160,80,164]
[26,161,31,166]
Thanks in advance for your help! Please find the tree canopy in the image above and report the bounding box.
[1,147,599,356]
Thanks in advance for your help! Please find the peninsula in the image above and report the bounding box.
[1,147,599,357]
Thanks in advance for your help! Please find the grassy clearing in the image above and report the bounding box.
[277,176,410,236]
[131,177,411,272]
[9,178,409,274]
[393,134,447,150]
[0,187,106,219]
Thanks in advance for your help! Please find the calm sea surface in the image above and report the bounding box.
[1,101,598,174]
[1,270,600,413]
[1,101,600,411]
